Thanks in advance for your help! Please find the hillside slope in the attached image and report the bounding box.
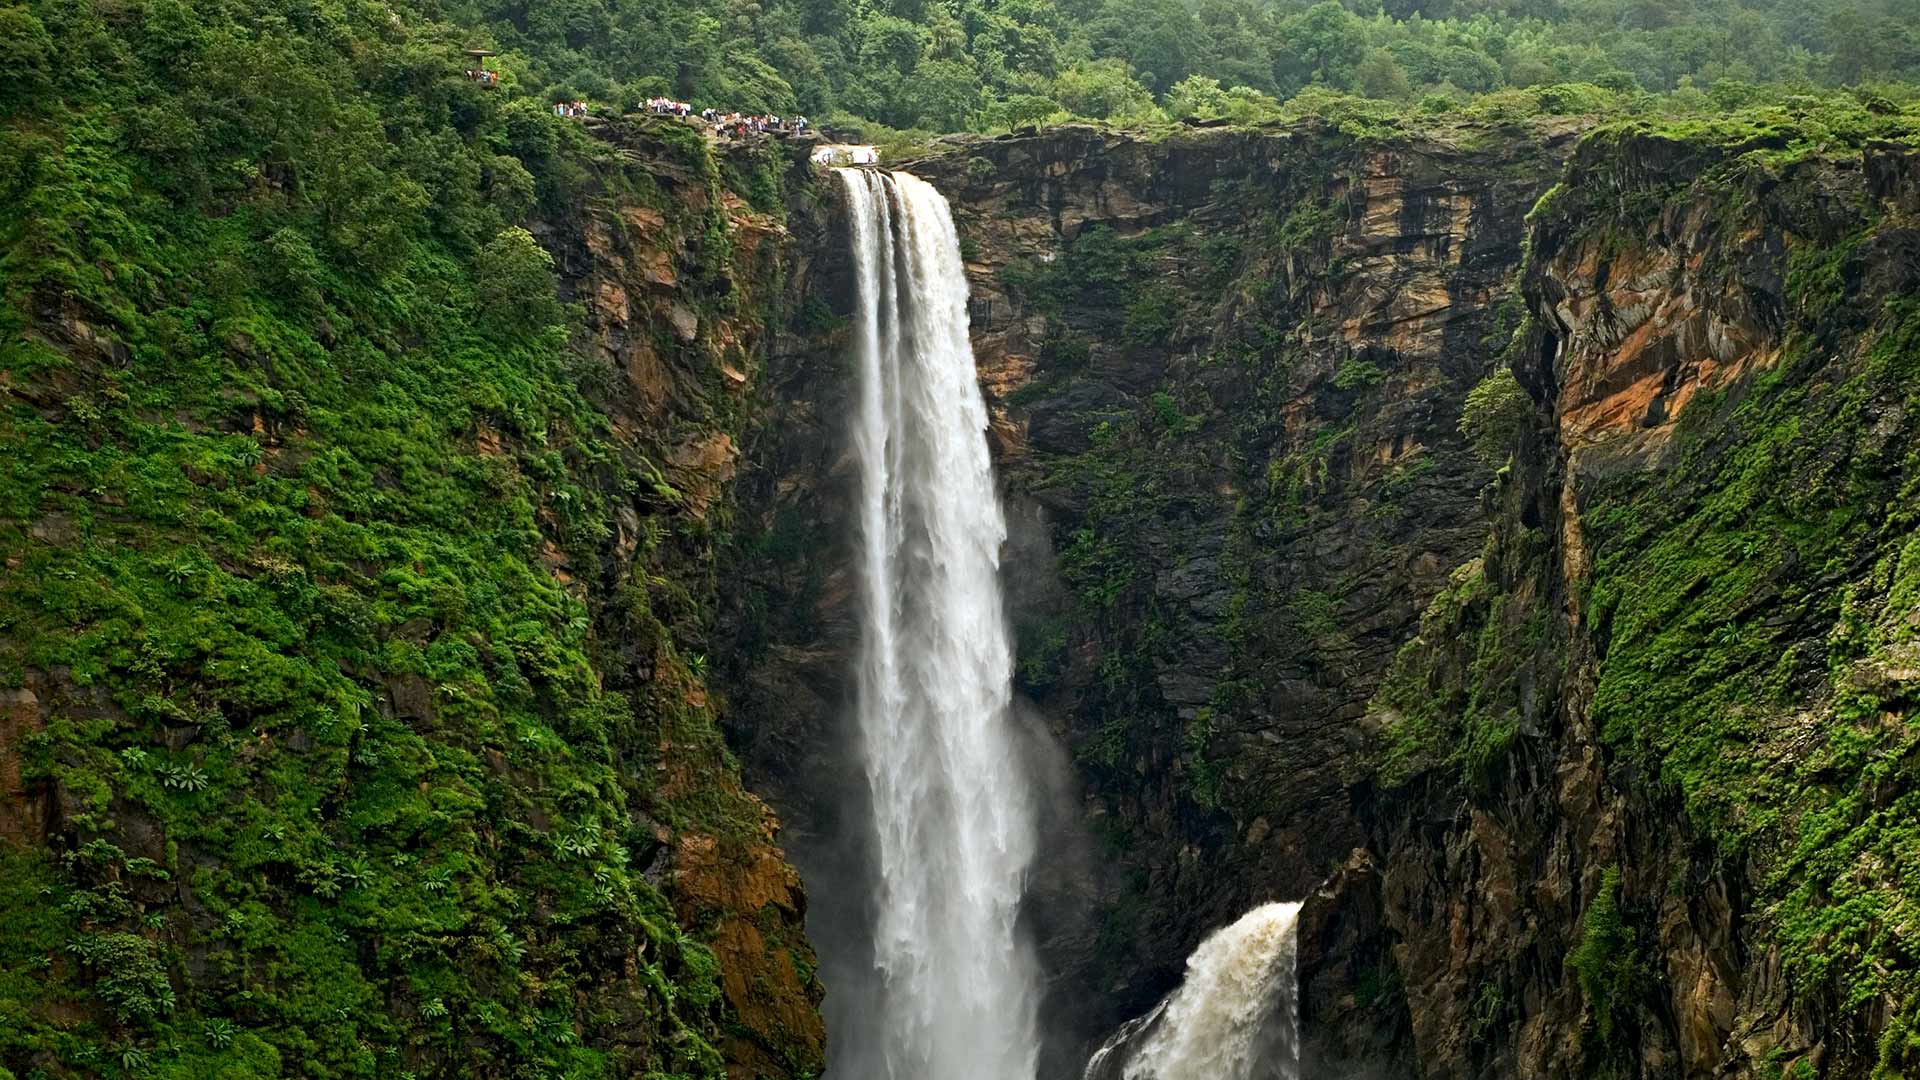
[0,3,826,1076]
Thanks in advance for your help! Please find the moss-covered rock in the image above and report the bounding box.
[0,1,828,1071]
[1371,103,1920,1078]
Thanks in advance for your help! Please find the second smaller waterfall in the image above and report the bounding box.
[1084,901,1304,1080]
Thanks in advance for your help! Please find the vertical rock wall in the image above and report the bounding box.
[722,112,1920,1080]
[721,120,1580,1074]
[1371,122,1920,1079]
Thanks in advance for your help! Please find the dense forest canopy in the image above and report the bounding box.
[6,0,1920,173]
[441,0,1920,134]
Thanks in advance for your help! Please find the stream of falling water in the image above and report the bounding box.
[1084,902,1305,1080]
[837,166,1043,1080]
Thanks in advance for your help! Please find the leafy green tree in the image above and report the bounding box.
[1276,2,1369,93]
[1052,59,1163,122]
[1087,0,1201,94]
[1459,367,1531,463]
[901,58,985,129]
[766,34,835,110]
[1355,48,1414,100]
[972,14,1063,84]
[927,8,968,60]
[980,91,1064,130]
[484,153,539,220]
[1167,74,1229,117]
[708,48,799,112]
[1218,84,1284,121]
[862,14,929,74]
[475,226,564,335]
[262,227,328,314]
[0,7,54,110]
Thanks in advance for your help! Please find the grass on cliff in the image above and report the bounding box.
[1583,297,1920,1044]
[1374,108,1920,1068]
[0,0,795,1076]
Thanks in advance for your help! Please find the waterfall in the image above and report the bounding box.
[836,166,1043,1080]
[1084,902,1304,1080]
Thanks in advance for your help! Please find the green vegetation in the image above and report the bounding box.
[1375,545,1560,790]
[1458,368,1530,463]
[1568,867,1639,1043]
[7,0,1920,1071]
[438,0,1920,140]
[1000,134,1510,826]
[998,222,1238,805]
[1374,106,1920,1071]
[1579,297,1920,1060]
[0,0,808,1076]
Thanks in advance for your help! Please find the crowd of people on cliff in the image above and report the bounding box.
[465,62,804,134]
[700,109,810,136]
[650,99,811,137]
[548,96,814,139]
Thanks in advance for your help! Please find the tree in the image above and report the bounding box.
[1167,74,1229,117]
[979,92,1065,131]
[1219,84,1284,122]
[475,227,564,336]
[766,35,834,112]
[0,7,54,110]
[707,49,798,113]
[1458,367,1531,463]
[972,15,1063,84]
[860,14,929,75]
[484,154,538,221]
[1051,59,1163,121]
[263,227,328,315]
[900,58,984,129]
[1276,2,1369,92]
[1087,0,1202,94]
[925,8,967,61]
[1355,48,1414,99]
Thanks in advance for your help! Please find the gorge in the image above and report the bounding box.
[727,110,1920,1080]
[6,53,1920,1080]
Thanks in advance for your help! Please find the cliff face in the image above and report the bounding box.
[1371,117,1920,1079]
[0,116,824,1079]
[915,122,1581,1069]
[542,122,829,1079]
[722,118,1580,1074]
[11,86,1919,1080]
[724,107,1920,1080]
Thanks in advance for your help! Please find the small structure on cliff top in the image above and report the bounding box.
[463,48,499,87]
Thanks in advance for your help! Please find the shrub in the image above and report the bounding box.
[66,932,175,1022]
[1124,285,1181,343]
[1333,359,1385,390]
[1458,367,1531,462]
[475,226,564,336]
[1569,867,1638,1041]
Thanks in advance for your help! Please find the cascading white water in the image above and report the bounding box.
[1085,902,1304,1080]
[837,166,1043,1080]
